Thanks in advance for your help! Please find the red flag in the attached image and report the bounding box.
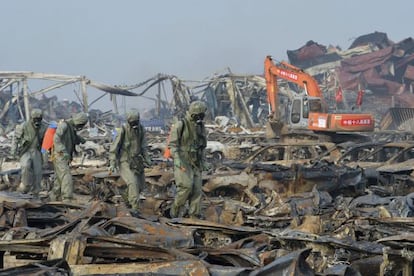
[356,89,364,106]
[335,87,343,103]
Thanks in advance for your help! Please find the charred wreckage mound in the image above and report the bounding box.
[1,31,414,275]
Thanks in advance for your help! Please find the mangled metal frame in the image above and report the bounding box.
[197,72,268,128]
[0,72,137,122]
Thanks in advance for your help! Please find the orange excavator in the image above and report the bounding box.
[264,56,375,140]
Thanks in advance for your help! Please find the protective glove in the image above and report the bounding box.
[10,148,16,160]
[202,162,212,171]
[173,158,183,169]
[109,160,118,173]
[61,152,71,161]
[144,155,153,167]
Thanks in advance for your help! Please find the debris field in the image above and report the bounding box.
[1,31,414,275]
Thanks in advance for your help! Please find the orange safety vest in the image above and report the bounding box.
[163,120,185,159]
[163,128,172,159]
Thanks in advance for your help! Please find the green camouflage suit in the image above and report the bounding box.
[11,109,47,195]
[109,111,151,210]
[51,112,87,201]
[169,101,207,218]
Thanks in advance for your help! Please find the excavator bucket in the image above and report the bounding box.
[266,120,284,139]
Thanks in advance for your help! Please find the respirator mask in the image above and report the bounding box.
[75,123,86,131]
[191,113,205,125]
[129,120,140,129]
[32,117,42,128]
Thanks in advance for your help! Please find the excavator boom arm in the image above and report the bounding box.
[264,56,324,120]
[265,56,323,97]
[264,56,279,120]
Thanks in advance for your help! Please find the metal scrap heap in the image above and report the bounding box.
[1,31,414,275]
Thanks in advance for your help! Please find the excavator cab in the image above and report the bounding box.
[267,95,324,139]
[286,95,324,127]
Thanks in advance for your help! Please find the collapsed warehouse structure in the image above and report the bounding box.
[1,31,414,275]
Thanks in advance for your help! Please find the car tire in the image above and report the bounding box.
[85,148,96,158]
[211,151,224,163]
[151,149,163,158]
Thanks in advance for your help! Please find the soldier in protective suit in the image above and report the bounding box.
[109,110,151,211]
[169,101,208,219]
[11,109,47,196]
[51,112,88,202]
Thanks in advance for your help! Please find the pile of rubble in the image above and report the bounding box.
[2,31,414,275]
[287,31,414,126]
[0,134,414,274]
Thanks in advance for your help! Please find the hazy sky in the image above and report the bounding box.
[1,0,413,111]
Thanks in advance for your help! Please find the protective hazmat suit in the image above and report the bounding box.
[109,110,151,211]
[11,109,47,196]
[168,101,208,218]
[51,112,88,202]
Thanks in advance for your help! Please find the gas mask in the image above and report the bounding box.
[129,120,140,129]
[75,123,86,131]
[191,113,205,125]
[32,117,42,128]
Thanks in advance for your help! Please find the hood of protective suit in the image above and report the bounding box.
[31,109,43,119]
[186,101,207,124]
[72,112,88,125]
[188,101,207,116]
[31,109,43,128]
[126,111,140,123]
